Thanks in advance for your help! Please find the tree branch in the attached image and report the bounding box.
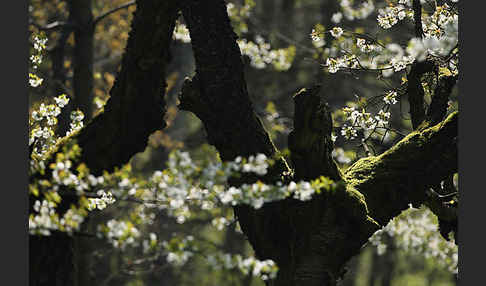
[425,75,458,127]
[69,0,95,122]
[288,85,341,181]
[29,19,78,31]
[49,14,74,135]
[344,112,458,225]
[412,0,424,38]
[93,1,136,27]
[74,0,179,175]
[406,60,435,129]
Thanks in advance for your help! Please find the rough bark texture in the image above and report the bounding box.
[288,86,341,182]
[426,75,457,127]
[29,1,179,285]
[412,0,424,38]
[406,60,435,129]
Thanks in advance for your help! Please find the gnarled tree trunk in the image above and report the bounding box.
[178,1,457,285]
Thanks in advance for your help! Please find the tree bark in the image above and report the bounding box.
[29,1,179,285]
[69,0,95,122]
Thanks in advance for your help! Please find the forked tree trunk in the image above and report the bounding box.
[178,1,457,285]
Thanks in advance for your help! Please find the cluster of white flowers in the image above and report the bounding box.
[226,1,254,34]
[162,235,196,266]
[211,217,230,231]
[142,232,158,254]
[226,2,252,19]
[310,28,322,42]
[29,93,85,159]
[316,1,458,79]
[29,199,86,236]
[100,219,141,250]
[369,206,458,274]
[59,208,85,234]
[29,73,44,88]
[30,95,71,156]
[29,200,58,236]
[330,27,344,38]
[237,36,295,71]
[51,159,79,187]
[331,12,343,24]
[218,179,328,209]
[340,124,358,140]
[385,43,415,72]
[343,106,374,129]
[237,153,268,175]
[173,23,191,43]
[66,110,84,136]
[29,34,47,87]
[332,147,353,165]
[339,0,375,21]
[339,104,394,141]
[98,150,332,233]
[325,55,359,73]
[376,110,391,126]
[207,253,278,281]
[356,38,379,53]
[423,4,458,57]
[377,4,410,29]
[87,190,116,210]
[383,90,398,105]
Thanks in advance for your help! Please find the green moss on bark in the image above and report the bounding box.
[344,112,457,225]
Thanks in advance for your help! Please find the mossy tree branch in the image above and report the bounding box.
[344,112,457,225]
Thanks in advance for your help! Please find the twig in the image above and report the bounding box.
[93,1,136,27]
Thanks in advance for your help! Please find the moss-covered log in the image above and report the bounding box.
[29,1,179,285]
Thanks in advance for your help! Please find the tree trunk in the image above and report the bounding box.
[69,0,95,122]
[178,1,457,285]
